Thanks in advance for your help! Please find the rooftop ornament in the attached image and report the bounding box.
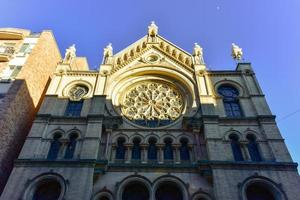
[231,43,243,61]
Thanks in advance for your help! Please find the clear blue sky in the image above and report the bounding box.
[1,0,299,168]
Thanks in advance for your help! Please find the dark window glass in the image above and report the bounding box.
[148,138,157,160]
[164,139,173,160]
[132,138,141,160]
[180,139,190,161]
[47,134,62,160]
[116,138,125,160]
[229,134,244,161]
[64,133,78,159]
[246,183,275,200]
[64,100,83,116]
[247,135,262,161]
[122,182,149,200]
[155,182,183,200]
[33,180,61,200]
[218,86,242,117]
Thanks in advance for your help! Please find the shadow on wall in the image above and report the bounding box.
[0,79,36,194]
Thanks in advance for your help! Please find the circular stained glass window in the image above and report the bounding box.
[121,81,184,127]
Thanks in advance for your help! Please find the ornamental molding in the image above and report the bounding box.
[110,35,193,74]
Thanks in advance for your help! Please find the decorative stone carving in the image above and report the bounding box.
[68,85,88,101]
[193,43,204,65]
[102,43,113,65]
[148,21,158,37]
[231,43,243,60]
[121,81,184,127]
[63,44,76,64]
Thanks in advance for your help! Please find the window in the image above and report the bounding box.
[64,100,83,116]
[10,65,22,78]
[32,179,62,200]
[148,137,157,160]
[132,138,141,160]
[218,85,242,117]
[246,183,275,200]
[116,137,126,160]
[164,138,173,160]
[247,135,262,161]
[19,43,33,53]
[180,138,190,161]
[47,133,62,160]
[229,134,244,161]
[64,133,78,159]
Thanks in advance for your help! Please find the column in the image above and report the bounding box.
[111,145,116,163]
[125,145,132,163]
[141,144,148,164]
[174,145,180,164]
[158,145,164,164]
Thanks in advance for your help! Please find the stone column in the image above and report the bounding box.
[174,145,180,164]
[189,144,194,163]
[125,144,132,163]
[141,144,148,164]
[158,145,164,164]
[111,145,116,163]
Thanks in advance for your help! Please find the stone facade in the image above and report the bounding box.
[1,23,299,200]
[0,29,61,193]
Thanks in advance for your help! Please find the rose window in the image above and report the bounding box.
[121,81,184,127]
[68,85,88,101]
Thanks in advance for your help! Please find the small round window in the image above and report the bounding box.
[68,85,89,101]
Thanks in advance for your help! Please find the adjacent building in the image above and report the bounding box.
[1,23,299,200]
[0,28,61,193]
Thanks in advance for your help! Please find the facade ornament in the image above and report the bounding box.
[148,21,158,37]
[147,21,158,43]
[102,43,113,65]
[231,43,243,61]
[193,43,204,65]
[62,44,76,64]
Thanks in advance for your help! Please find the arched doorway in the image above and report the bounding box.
[32,179,62,200]
[122,181,150,200]
[246,183,276,200]
[155,181,183,200]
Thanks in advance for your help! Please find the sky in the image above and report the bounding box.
[0,0,299,168]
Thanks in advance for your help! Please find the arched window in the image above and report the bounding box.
[32,179,62,200]
[246,182,276,200]
[229,134,244,161]
[148,137,157,160]
[116,137,126,160]
[164,138,173,160]
[64,133,78,159]
[247,134,262,161]
[64,100,83,116]
[180,138,190,161]
[132,138,141,160]
[155,181,183,200]
[122,181,150,200]
[47,133,62,160]
[218,85,242,117]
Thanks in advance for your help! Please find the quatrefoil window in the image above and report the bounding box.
[121,81,184,127]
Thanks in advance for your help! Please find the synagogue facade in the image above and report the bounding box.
[1,22,299,200]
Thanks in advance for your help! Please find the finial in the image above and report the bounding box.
[148,21,158,37]
[62,44,76,64]
[193,42,204,65]
[102,43,113,65]
[231,43,243,61]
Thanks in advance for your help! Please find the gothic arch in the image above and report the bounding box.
[160,134,176,144]
[111,133,129,143]
[223,129,243,141]
[92,190,113,200]
[239,175,287,200]
[176,134,194,144]
[191,191,213,200]
[66,128,83,139]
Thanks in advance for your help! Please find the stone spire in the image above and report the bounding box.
[102,43,113,65]
[148,21,158,37]
[62,44,76,64]
[193,43,204,65]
